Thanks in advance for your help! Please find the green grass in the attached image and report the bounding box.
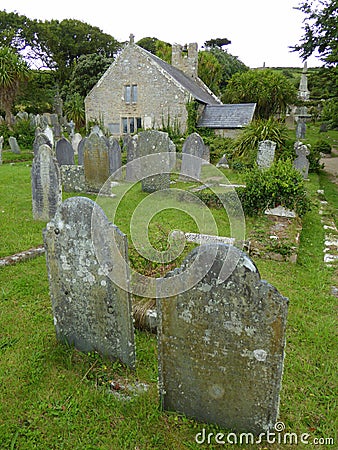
[0,161,337,449]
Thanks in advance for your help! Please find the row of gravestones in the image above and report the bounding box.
[256,139,310,179]
[31,129,212,220]
[43,195,288,434]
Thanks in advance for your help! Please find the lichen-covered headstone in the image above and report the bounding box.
[137,130,173,192]
[157,243,288,433]
[124,135,139,181]
[33,133,52,156]
[43,196,135,367]
[108,136,122,179]
[31,144,62,221]
[179,132,205,181]
[293,141,310,179]
[83,132,110,192]
[60,165,85,192]
[257,140,276,169]
[43,125,54,148]
[56,137,75,166]
[9,136,21,154]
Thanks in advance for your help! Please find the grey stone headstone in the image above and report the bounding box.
[31,144,62,221]
[55,137,75,166]
[83,132,110,192]
[157,243,288,433]
[43,196,135,368]
[257,140,276,169]
[296,119,306,139]
[124,135,139,181]
[0,136,3,165]
[108,136,122,179]
[137,130,172,193]
[43,125,54,148]
[9,136,21,154]
[72,133,82,155]
[180,132,205,181]
[77,138,87,166]
[216,153,229,168]
[293,141,310,179]
[33,133,52,156]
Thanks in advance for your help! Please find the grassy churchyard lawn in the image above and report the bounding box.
[0,134,337,449]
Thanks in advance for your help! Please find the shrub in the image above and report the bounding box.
[239,159,310,216]
[312,139,332,154]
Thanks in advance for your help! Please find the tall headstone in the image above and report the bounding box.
[33,133,52,156]
[158,243,288,433]
[108,136,122,179]
[83,132,110,192]
[77,137,87,166]
[43,196,135,367]
[31,144,62,221]
[137,130,172,193]
[296,119,306,139]
[257,140,276,169]
[180,132,205,181]
[72,132,82,155]
[293,141,310,179]
[0,136,3,165]
[9,136,21,154]
[55,137,75,166]
[124,135,139,181]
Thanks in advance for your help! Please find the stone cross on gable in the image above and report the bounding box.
[129,33,135,44]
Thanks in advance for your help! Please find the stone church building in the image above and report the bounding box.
[85,35,255,136]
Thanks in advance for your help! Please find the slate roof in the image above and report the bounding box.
[142,48,221,106]
[197,103,256,129]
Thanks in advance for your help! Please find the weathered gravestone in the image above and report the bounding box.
[77,137,87,165]
[180,132,205,181]
[72,132,82,154]
[33,133,52,156]
[293,141,310,179]
[108,136,122,179]
[60,165,85,192]
[43,196,135,367]
[43,125,54,148]
[296,119,306,139]
[55,137,75,166]
[0,136,3,165]
[157,243,288,433]
[257,140,276,169]
[31,144,62,221]
[83,132,110,192]
[9,136,21,154]
[124,135,139,181]
[137,130,173,192]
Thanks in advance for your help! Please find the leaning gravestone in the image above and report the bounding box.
[31,144,62,221]
[179,132,205,181]
[55,137,75,166]
[43,196,135,367]
[257,140,276,169]
[83,132,110,192]
[108,136,122,179]
[33,133,52,156]
[157,243,288,433]
[137,130,172,193]
[9,136,21,154]
[293,141,310,179]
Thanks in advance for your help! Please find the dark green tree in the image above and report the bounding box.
[223,69,298,119]
[291,0,338,66]
[203,38,231,49]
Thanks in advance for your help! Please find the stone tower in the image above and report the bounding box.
[171,43,198,79]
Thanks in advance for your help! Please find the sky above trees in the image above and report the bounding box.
[1,0,324,68]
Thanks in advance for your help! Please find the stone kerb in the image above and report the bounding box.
[43,196,135,368]
[157,243,288,433]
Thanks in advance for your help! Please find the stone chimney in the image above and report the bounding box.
[171,43,198,78]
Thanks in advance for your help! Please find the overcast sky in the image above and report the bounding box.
[2,0,322,68]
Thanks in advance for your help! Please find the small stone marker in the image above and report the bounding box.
[55,137,75,166]
[257,140,276,169]
[137,130,172,192]
[83,132,110,192]
[43,196,135,367]
[9,136,21,154]
[293,141,310,179]
[157,243,288,433]
[31,144,62,221]
[180,132,205,181]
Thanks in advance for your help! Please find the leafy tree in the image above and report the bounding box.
[209,48,248,92]
[64,53,113,99]
[137,37,172,63]
[16,70,57,114]
[223,69,298,119]
[0,46,30,125]
[292,0,338,66]
[198,51,223,95]
[63,93,85,130]
[321,98,338,129]
[203,38,231,49]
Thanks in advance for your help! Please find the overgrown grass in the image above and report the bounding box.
[0,162,337,449]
